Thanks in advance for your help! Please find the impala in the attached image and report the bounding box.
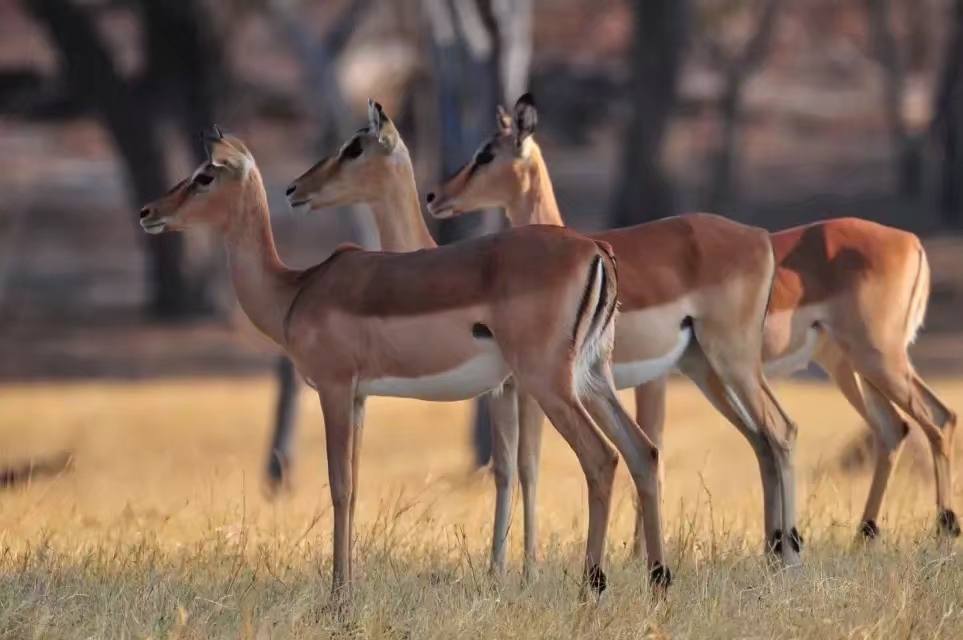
[286,100,802,579]
[430,94,958,561]
[139,127,665,602]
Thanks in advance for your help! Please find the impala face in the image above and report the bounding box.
[286,100,411,213]
[139,129,255,234]
[426,93,538,219]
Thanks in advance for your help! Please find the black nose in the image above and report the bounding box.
[426,192,436,204]
[285,184,296,197]
[139,207,151,220]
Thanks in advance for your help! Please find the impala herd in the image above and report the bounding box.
[138,94,958,606]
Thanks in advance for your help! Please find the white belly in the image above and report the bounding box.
[763,327,819,377]
[612,325,692,389]
[360,351,510,401]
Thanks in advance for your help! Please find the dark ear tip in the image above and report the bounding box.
[516,92,535,108]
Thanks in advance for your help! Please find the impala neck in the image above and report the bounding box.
[367,152,436,251]
[222,172,296,346]
[507,142,565,227]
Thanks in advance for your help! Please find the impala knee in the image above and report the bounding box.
[330,478,353,508]
[492,460,515,490]
[588,449,619,488]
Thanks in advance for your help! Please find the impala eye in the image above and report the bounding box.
[194,173,214,186]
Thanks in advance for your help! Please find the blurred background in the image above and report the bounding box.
[2,0,963,481]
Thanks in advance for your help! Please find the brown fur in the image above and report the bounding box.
[429,110,805,573]
[139,131,665,603]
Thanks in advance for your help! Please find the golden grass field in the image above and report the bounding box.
[1,376,962,638]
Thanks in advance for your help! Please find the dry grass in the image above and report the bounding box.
[1,377,962,638]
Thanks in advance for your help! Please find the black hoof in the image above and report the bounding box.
[768,529,783,555]
[649,562,672,589]
[788,527,804,553]
[588,564,607,594]
[938,509,961,537]
[265,452,291,497]
[859,520,880,539]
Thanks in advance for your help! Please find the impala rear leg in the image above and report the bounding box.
[581,362,669,590]
[489,382,520,575]
[683,333,802,565]
[676,345,786,559]
[631,376,668,560]
[844,346,959,537]
[813,339,909,540]
[516,391,545,578]
[519,378,619,598]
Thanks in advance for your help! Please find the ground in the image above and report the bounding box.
[1,376,961,638]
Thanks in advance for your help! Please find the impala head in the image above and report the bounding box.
[286,99,410,213]
[139,127,258,234]
[426,93,539,219]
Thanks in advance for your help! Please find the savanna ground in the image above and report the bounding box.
[1,376,962,638]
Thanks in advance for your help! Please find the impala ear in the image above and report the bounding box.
[512,93,538,146]
[367,98,398,152]
[202,127,252,174]
[496,105,513,133]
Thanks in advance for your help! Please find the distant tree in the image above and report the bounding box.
[865,0,928,199]
[935,0,963,226]
[28,0,225,319]
[698,0,782,215]
[425,0,533,468]
[261,0,378,491]
[610,0,691,227]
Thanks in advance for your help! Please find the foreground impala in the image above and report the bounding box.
[430,94,958,557]
[285,102,676,591]
[139,128,664,601]
[286,100,802,579]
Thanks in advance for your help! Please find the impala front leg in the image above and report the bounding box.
[489,381,519,575]
[318,383,357,607]
[349,395,366,579]
[517,390,544,578]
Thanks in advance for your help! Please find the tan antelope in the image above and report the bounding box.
[285,99,802,578]
[429,93,958,561]
[139,126,667,602]
[428,94,807,571]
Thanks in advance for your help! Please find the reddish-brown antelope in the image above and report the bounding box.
[284,99,801,579]
[429,93,958,562]
[139,127,666,602]
[428,94,806,571]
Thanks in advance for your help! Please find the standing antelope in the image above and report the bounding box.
[285,99,802,578]
[428,94,805,571]
[139,127,667,602]
[430,93,958,561]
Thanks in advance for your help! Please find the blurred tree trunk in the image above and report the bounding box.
[610,0,690,227]
[866,0,924,200]
[28,0,221,319]
[935,0,963,227]
[262,0,378,489]
[426,0,530,467]
[702,0,782,215]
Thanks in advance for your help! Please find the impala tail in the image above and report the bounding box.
[573,242,620,395]
[905,242,931,346]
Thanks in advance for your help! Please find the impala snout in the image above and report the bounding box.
[425,190,456,219]
[285,181,313,213]
[139,206,169,234]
